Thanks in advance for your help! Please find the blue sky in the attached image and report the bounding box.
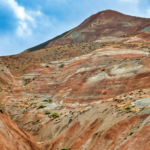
[0,0,150,56]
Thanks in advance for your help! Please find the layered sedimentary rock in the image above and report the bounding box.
[1,10,150,150]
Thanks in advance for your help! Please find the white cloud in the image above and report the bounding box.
[6,0,33,21]
[17,21,32,36]
[0,0,42,36]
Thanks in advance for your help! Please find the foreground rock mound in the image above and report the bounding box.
[0,114,39,150]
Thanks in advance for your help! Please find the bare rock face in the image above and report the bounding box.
[2,10,150,150]
[41,113,150,150]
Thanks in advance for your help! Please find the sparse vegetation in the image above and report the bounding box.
[43,100,49,102]
[36,118,42,122]
[59,64,64,68]
[125,105,133,110]
[30,102,35,106]
[52,112,59,118]
[45,110,50,115]
[37,105,46,109]
[0,108,3,113]
[24,78,31,86]
[61,148,69,150]
[129,131,134,136]
[101,68,106,71]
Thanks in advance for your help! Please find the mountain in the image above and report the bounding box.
[24,9,150,53]
[1,10,150,150]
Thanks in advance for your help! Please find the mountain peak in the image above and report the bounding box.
[102,9,121,13]
[96,9,126,18]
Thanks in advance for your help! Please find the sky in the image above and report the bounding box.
[0,0,150,56]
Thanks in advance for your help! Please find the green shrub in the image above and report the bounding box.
[45,110,50,115]
[59,64,64,68]
[129,131,134,136]
[52,112,59,118]
[37,105,46,109]
[43,100,49,102]
[36,118,41,122]
[61,148,69,150]
[101,68,105,71]
[125,105,132,110]
[30,102,35,106]
[43,99,52,103]
[0,108,3,113]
